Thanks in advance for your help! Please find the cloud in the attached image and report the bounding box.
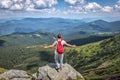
[114,5,120,10]
[64,0,120,14]
[84,2,102,12]
[114,0,120,11]
[0,0,13,9]
[64,1,102,14]
[10,3,24,10]
[102,6,113,12]
[65,0,86,5]
[24,0,35,11]
[33,0,57,9]
[0,0,58,11]
[64,0,102,13]
[0,0,120,19]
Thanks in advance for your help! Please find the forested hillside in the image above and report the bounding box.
[0,31,55,47]
[64,34,120,80]
[0,45,55,73]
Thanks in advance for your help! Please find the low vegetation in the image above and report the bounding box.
[64,34,120,80]
[0,68,7,74]
[0,33,120,80]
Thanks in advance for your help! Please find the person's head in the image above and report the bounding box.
[57,34,62,39]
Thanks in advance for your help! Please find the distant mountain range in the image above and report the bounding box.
[70,20,120,33]
[0,18,84,36]
[0,18,120,36]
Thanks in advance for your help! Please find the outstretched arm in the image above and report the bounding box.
[65,43,76,48]
[44,41,56,48]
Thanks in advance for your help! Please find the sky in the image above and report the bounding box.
[0,0,120,20]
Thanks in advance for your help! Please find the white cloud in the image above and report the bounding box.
[0,0,120,19]
[24,0,35,11]
[34,0,47,9]
[65,0,77,5]
[0,0,58,11]
[65,0,86,5]
[0,0,13,9]
[33,0,57,9]
[64,0,120,14]
[114,5,120,11]
[65,1,102,14]
[114,0,120,11]
[10,3,24,10]
[84,2,102,12]
[12,0,24,3]
[102,6,113,12]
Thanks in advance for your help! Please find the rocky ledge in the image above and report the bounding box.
[0,63,84,80]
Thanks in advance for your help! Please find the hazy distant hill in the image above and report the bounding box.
[73,20,120,33]
[0,30,55,47]
[110,21,120,31]
[0,18,120,36]
[65,20,120,39]
[0,18,84,35]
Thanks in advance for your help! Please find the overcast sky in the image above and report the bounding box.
[0,0,120,20]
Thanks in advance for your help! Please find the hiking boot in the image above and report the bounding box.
[55,66,60,72]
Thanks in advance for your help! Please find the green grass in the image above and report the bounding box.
[64,34,120,79]
[0,45,54,73]
[0,68,7,74]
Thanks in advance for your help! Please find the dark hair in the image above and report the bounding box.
[57,34,62,38]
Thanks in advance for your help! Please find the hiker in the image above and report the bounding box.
[44,34,76,70]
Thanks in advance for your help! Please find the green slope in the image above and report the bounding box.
[0,45,55,73]
[0,31,56,73]
[0,33,120,80]
[64,34,120,80]
[0,31,55,47]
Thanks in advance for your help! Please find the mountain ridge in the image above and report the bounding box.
[0,18,120,36]
[0,18,84,35]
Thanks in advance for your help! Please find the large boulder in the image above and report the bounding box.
[0,64,84,80]
[0,69,30,80]
[32,63,84,80]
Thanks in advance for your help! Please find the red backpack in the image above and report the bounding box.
[57,40,64,54]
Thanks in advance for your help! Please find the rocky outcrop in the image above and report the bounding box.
[0,69,30,80]
[0,63,84,80]
[32,63,84,80]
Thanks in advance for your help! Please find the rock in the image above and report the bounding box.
[0,64,84,80]
[0,69,30,80]
[32,63,84,80]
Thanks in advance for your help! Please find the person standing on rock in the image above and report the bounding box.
[44,34,76,70]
